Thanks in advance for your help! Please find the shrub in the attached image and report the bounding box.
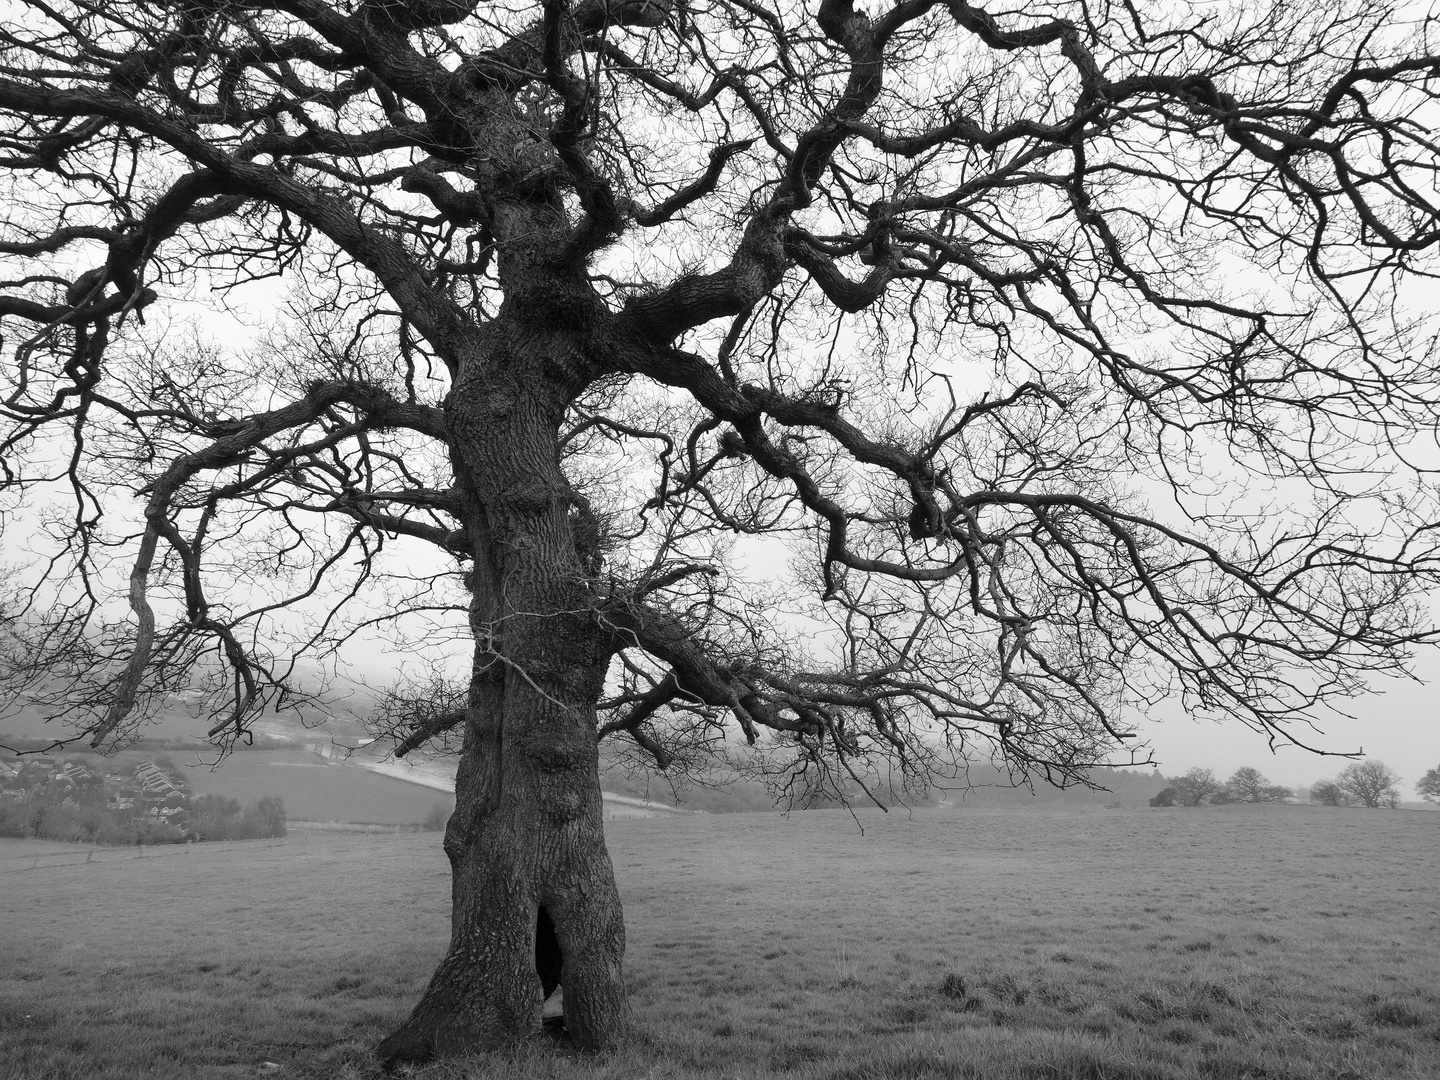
[190,794,245,840]
[0,801,27,837]
[93,820,139,845]
[1149,787,1177,807]
[240,795,286,839]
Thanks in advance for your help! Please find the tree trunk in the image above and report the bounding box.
[377,320,630,1068]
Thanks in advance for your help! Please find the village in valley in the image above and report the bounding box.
[0,753,197,839]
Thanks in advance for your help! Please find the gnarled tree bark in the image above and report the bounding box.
[378,314,629,1063]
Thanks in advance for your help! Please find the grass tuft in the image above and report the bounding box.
[1365,998,1430,1028]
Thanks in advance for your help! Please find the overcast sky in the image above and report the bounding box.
[1128,651,1439,791]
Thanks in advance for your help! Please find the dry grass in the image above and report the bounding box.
[2,804,1437,1080]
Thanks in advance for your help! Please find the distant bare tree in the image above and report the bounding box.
[1225,767,1293,804]
[1418,767,1440,804]
[1171,768,1220,807]
[1334,761,1402,808]
[1309,780,1352,807]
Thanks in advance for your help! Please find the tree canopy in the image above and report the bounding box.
[1225,766,1291,803]
[1334,759,1403,807]
[1171,767,1219,807]
[4,0,1439,782]
[1311,760,1404,807]
[1419,766,1440,803]
[2,0,1440,1060]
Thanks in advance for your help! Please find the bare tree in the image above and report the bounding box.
[1334,761,1403,808]
[2,0,1440,1064]
[1309,780,1352,807]
[1418,767,1440,804]
[1225,767,1292,803]
[1171,767,1221,807]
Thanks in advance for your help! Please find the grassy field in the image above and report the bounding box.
[176,750,454,826]
[1,804,1436,1080]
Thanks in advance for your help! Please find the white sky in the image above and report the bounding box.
[1126,651,1440,790]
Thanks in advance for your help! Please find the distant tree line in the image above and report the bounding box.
[188,796,288,841]
[1148,760,1435,809]
[0,793,286,843]
[0,801,182,844]
[1150,767,1292,807]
